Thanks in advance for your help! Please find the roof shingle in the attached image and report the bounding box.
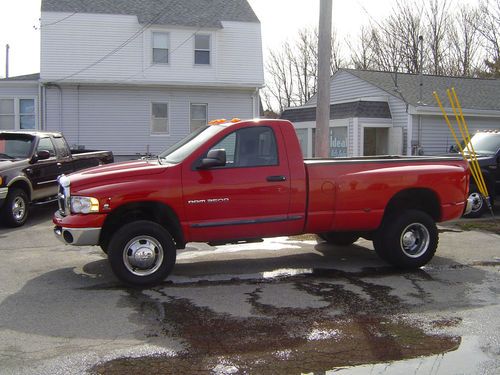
[41,0,260,28]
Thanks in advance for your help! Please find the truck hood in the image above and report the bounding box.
[0,159,29,174]
[67,160,170,189]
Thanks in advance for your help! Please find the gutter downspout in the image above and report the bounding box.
[38,82,43,130]
[46,83,63,132]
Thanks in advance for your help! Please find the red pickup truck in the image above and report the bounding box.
[53,119,471,286]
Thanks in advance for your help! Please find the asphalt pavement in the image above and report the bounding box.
[0,203,498,374]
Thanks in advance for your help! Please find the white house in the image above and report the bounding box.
[0,0,264,158]
[281,69,500,157]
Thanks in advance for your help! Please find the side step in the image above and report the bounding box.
[32,196,58,206]
[208,238,264,247]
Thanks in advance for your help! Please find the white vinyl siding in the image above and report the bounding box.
[151,102,169,135]
[194,34,211,65]
[40,13,264,86]
[190,103,208,132]
[44,85,255,156]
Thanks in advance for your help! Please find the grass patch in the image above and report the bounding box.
[456,220,500,235]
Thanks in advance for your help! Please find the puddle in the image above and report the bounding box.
[90,269,461,374]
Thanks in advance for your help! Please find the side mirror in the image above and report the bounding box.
[31,150,51,163]
[199,149,226,169]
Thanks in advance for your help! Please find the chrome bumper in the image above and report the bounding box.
[0,187,8,200]
[54,225,101,246]
[463,196,475,216]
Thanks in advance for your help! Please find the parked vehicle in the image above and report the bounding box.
[0,131,113,226]
[53,119,471,286]
[461,130,500,218]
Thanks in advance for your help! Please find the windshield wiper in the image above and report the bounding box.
[0,153,14,160]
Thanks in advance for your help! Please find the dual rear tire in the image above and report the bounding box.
[373,210,438,269]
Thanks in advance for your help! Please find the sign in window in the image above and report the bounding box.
[329,127,347,157]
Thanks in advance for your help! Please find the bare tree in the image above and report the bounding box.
[263,27,345,112]
[348,26,377,70]
[448,5,482,76]
[476,0,500,76]
[425,0,451,75]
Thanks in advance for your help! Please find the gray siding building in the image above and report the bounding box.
[282,69,500,157]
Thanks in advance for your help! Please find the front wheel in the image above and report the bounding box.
[107,220,176,286]
[373,210,438,269]
[1,188,29,227]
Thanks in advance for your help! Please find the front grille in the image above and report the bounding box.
[57,184,66,215]
[57,175,71,216]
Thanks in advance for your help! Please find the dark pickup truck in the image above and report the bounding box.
[0,131,113,226]
[462,130,500,218]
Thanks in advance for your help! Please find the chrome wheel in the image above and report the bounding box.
[12,196,26,222]
[400,223,430,258]
[469,192,483,213]
[122,235,164,276]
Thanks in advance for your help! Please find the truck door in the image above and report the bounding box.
[183,125,295,242]
[28,137,60,200]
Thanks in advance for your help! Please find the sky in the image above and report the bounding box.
[0,0,480,78]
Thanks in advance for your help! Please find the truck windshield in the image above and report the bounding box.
[0,134,34,160]
[465,133,500,155]
[158,124,228,164]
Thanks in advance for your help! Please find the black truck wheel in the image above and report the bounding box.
[1,188,29,227]
[107,220,176,286]
[318,231,359,246]
[373,210,438,269]
[463,185,487,218]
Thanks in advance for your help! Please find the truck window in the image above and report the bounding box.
[0,133,34,159]
[52,136,70,158]
[208,126,278,168]
[37,137,56,157]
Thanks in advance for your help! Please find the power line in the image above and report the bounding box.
[34,12,77,30]
[54,3,173,82]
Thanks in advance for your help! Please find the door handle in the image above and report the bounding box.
[267,175,287,182]
[57,162,62,167]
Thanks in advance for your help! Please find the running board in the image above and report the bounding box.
[32,197,58,205]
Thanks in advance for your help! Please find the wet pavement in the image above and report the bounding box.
[0,204,499,374]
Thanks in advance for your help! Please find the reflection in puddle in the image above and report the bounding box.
[91,268,462,374]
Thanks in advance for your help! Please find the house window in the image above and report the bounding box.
[194,34,211,65]
[0,99,15,130]
[152,32,169,64]
[151,103,169,135]
[0,98,36,130]
[190,103,207,132]
[20,99,35,129]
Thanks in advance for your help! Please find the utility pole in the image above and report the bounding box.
[5,44,9,78]
[314,0,332,157]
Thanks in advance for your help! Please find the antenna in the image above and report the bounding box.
[418,35,424,104]
[5,44,9,78]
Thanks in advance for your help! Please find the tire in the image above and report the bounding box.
[318,231,359,246]
[107,220,176,286]
[463,185,487,218]
[1,188,29,227]
[373,210,438,269]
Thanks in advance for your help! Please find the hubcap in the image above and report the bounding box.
[12,197,26,222]
[400,223,430,258]
[123,236,164,276]
[469,192,483,212]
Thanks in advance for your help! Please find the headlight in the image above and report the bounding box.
[70,196,99,214]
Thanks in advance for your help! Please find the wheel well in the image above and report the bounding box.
[8,180,31,200]
[383,188,441,222]
[100,202,185,250]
